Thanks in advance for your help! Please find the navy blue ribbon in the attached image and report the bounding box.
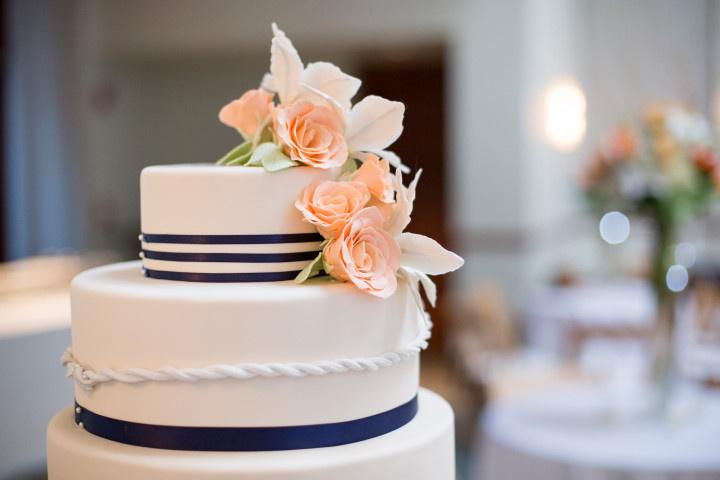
[140,233,322,283]
[142,233,323,245]
[75,395,418,451]
[142,250,319,263]
[144,268,301,282]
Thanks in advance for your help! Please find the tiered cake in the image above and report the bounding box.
[47,24,462,480]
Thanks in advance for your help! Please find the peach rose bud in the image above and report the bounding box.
[296,180,371,238]
[353,154,394,203]
[219,89,273,138]
[274,101,348,169]
[323,207,401,298]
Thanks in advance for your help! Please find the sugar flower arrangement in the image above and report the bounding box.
[294,155,463,302]
[217,23,407,173]
[217,24,463,301]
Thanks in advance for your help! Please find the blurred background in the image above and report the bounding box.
[2,0,720,479]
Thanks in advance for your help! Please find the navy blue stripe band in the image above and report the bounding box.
[74,395,418,451]
[144,268,301,282]
[143,250,319,263]
[142,233,323,245]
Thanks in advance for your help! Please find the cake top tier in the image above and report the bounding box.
[141,164,337,236]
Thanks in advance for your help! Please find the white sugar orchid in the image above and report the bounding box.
[263,23,408,172]
[389,168,464,309]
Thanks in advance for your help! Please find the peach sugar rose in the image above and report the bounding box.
[219,89,273,138]
[323,207,401,298]
[352,154,394,203]
[296,181,371,238]
[274,101,348,169]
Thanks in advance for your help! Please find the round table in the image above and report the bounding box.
[0,289,72,478]
[473,382,720,480]
[524,281,656,356]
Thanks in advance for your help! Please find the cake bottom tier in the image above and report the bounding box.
[47,388,454,480]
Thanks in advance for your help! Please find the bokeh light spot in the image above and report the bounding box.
[666,265,689,293]
[674,242,697,268]
[599,211,630,245]
[544,79,587,152]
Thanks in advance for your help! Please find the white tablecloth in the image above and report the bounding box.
[524,281,656,355]
[0,289,72,479]
[473,383,720,480]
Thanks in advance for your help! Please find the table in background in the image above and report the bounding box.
[473,382,720,480]
[0,289,72,479]
[524,281,656,357]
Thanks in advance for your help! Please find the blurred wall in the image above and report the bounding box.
[4,0,719,302]
[452,0,718,304]
[92,0,455,56]
[73,0,459,256]
[4,0,86,260]
[583,0,713,146]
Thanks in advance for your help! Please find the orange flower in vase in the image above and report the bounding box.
[608,126,637,161]
[692,146,720,190]
[581,152,611,188]
[692,146,718,173]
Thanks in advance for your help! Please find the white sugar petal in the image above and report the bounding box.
[399,266,438,308]
[416,270,437,307]
[346,95,405,152]
[260,73,276,92]
[399,232,464,275]
[298,82,346,125]
[386,169,421,236]
[270,23,303,104]
[301,62,361,111]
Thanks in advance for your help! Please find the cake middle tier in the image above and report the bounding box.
[70,261,421,427]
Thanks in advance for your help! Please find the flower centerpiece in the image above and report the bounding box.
[216,24,463,306]
[581,104,719,409]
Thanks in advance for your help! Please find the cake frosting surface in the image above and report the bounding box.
[141,164,337,235]
[140,165,338,281]
[48,389,454,480]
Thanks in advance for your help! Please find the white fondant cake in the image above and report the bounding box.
[48,389,454,480]
[48,23,461,480]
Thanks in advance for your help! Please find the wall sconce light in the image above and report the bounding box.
[543,78,587,152]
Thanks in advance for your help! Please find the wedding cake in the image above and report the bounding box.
[47,24,463,480]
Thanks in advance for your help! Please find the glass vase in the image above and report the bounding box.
[648,213,677,417]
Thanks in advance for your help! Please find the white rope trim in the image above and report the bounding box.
[62,315,431,390]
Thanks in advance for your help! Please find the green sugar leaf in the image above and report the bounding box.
[225,149,254,166]
[322,254,334,276]
[294,251,324,283]
[247,142,298,171]
[246,142,277,167]
[262,149,298,172]
[216,141,253,165]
